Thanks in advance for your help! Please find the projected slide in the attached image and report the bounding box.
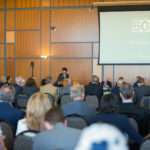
[99,10,150,64]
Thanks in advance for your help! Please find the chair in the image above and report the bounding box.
[140,138,150,150]
[65,114,89,129]
[85,95,99,108]
[45,93,55,107]
[60,93,72,106]
[13,130,38,150]
[139,96,150,114]
[17,94,29,109]
[0,119,14,150]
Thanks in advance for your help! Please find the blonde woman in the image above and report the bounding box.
[16,92,51,136]
[111,77,124,103]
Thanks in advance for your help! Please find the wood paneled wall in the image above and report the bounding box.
[0,0,150,86]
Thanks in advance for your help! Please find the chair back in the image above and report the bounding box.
[85,95,99,108]
[45,93,55,107]
[140,138,150,150]
[60,94,72,106]
[65,114,89,129]
[13,130,38,150]
[0,119,14,150]
[17,94,29,109]
[139,96,150,114]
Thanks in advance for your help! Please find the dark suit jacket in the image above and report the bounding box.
[85,82,103,102]
[59,73,69,79]
[111,86,122,103]
[119,102,149,136]
[13,84,23,101]
[61,100,96,123]
[133,84,150,104]
[23,85,39,97]
[0,102,24,130]
[101,81,112,89]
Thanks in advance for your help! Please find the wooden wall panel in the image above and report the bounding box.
[0,11,4,43]
[0,0,5,9]
[6,11,15,30]
[51,44,92,58]
[6,60,14,83]
[51,59,92,85]
[16,59,40,86]
[42,0,50,7]
[16,0,40,8]
[0,60,4,77]
[16,10,40,30]
[7,0,15,8]
[0,44,4,58]
[104,65,113,85]
[93,59,102,81]
[41,10,50,56]
[41,59,50,79]
[93,43,99,58]
[6,31,15,43]
[51,8,98,42]
[16,31,40,58]
[6,44,14,58]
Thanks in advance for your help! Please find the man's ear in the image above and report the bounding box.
[64,120,67,127]
[44,121,54,130]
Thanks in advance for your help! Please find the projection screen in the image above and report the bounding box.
[98,6,150,65]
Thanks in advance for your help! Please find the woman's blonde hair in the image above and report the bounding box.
[26,92,51,131]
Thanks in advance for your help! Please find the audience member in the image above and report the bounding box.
[13,76,23,102]
[53,76,63,87]
[23,77,39,97]
[41,78,46,86]
[61,84,96,123]
[133,77,150,104]
[111,76,124,102]
[0,76,6,88]
[101,77,112,90]
[75,123,128,150]
[16,92,51,136]
[133,76,141,89]
[85,75,103,103]
[5,76,12,86]
[59,67,69,79]
[40,76,58,106]
[20,78,25,87]
[33,107,81,150]
[0,85,24,130]
[119,82,149,136]
[59,78,72,97]
[92,94,144,144]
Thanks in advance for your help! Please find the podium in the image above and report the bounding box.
[62,79,80,86]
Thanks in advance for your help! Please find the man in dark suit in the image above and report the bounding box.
[59,67,69,79]
[61,84,96,123]
[85,75,103,103]
[133,77,150,105]
[119,82,149,136]
[0,85,24,130]
[33,107,81,150]
[101,77,112,90]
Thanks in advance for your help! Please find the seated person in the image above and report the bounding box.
[85,75,103,103]
[58,78,72,97]
[111,76,124,103]
[119,82,149,136]
[53,76,63,87]
[92,93,144,144]
[33,107,81,150]
[5,76,12,86]
[59,67,69,79]
[75,123,128,150]
[41,78,46,86]
[133,76,141,89]
[101,77,112,90]
[0,76,6,88]
[40,76,58,106]
[23,77,39,97]
[61,84,96,123]
[133,77,150,104]
[0,85,24,130]
[16,92,51,136]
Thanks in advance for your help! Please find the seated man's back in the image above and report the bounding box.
[33,107,81,150]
